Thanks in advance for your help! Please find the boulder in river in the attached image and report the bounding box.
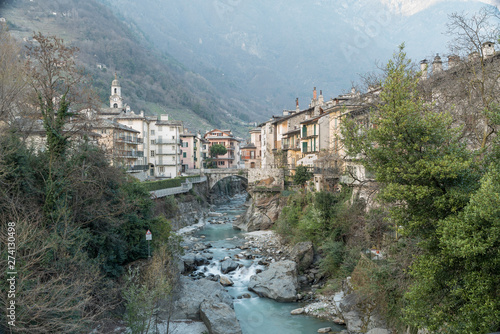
[290,241,314,271]
[221,259,239,274]
[162,276,233,321]
[200,300,242,334]
[219,275,234,286]
[181,253,209,273]
[247,260,299,302]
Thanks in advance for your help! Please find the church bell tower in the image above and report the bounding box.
[109,73,123,109]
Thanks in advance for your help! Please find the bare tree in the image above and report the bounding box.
[0,24,31,130]
[428,8,500,150]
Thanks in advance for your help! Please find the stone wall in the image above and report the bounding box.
[248,168,285,189]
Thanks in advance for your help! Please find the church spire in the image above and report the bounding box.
[110,74,123,109]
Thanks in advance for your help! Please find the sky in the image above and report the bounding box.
[383,0,500,15]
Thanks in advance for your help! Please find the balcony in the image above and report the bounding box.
[117,151,144,158]
[157,160,180,166]
[126,165,149,172]
[157,149,181,155]
[156,138,181,145]
[117,136,143,144]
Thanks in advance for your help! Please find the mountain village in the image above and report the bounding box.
[18,40,500,199]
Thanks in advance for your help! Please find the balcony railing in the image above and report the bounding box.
[117,136,143,144]
[157,149,181,155]
[157,160,179,166]
[117,151,144,158]
[156,139,181,145]
[126,165,149,172]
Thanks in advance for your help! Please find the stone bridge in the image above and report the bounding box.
[202,168,249,190]
[202,168,285,191]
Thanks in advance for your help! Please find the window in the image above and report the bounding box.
[183,152,187,158]
[218,161,225,166]
[151,150,155,157]
[151,130,155,136]
[158,126,162,132]
[114,88,117,94]
[172,146,175,151]
[171,156,175,161]
[151,140,155,145]
[159,167,164,173]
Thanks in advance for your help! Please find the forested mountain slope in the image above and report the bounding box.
[1,0,265,136]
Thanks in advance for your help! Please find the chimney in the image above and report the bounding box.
[319,90,324,105]
[420,59,428,80]
[313,87,317,100]
[296,97,300,112]
[448,55,460,69]
[432,54,443,74]
[283,110,290,116]
[482,41,495,58]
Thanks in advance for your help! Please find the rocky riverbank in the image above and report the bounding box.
[169,194,344,333]
[242,231,392,334]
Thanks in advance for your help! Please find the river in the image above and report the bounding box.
[192,193,345,334]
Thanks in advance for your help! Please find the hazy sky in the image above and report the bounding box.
[383,0,499,15]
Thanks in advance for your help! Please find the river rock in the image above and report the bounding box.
[181,253,209,273]
[290,241,314,271]
[339,291,387,333]
[366,329,391,334]
[317,328,331,333]
[163,276,233,321]
[247,260,298,302]
[290,308,304,315]
[200,300,242,334]
[233,194,284,231]
[221,259,239,274]
[219,275,234,286]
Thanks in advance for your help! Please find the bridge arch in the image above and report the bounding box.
[202,169,249,190]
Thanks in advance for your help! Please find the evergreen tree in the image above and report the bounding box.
[342,44,500,333]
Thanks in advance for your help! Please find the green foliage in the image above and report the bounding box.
[123,245,174,334]
[293,165,313,187]
[274,189,362,278]
[209,143,228,158]
[142,175,199,191]
[404,164,500,333]
[341,44,500,332]
[142,178,182,191]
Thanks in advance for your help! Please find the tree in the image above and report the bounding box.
[426,8,500,150]
[341,44,500,333]
[209,143,227,158]
[0,23,29,125]
[293,165,312,189]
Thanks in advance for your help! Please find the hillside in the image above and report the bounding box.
[98,0,494,111]
[0,0,265,137]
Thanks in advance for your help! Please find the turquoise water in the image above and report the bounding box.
[194,194,345,334]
